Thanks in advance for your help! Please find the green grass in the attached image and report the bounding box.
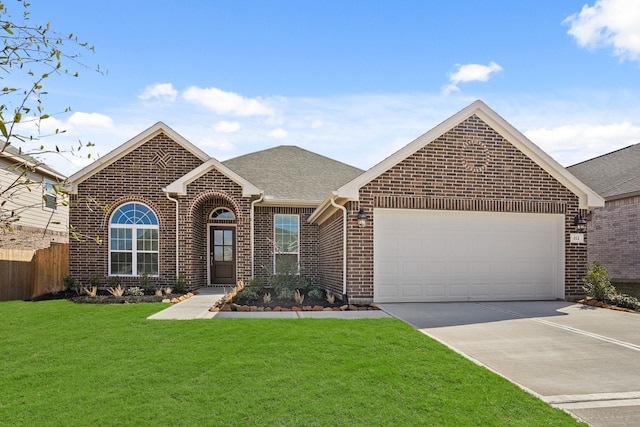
[613,282,640,299]
[0,301,582,426]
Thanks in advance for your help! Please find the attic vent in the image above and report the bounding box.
[152,149,173,169]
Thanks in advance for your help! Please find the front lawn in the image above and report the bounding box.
[0,301,581,426]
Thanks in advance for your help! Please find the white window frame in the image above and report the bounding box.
[108,202,159,277]
[43,179,57,210]
[273,214,299,274]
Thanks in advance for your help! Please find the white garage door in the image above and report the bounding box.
[374,209,565,302]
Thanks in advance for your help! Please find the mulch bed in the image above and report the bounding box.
[30,289,191,304]
[210,287,379,312]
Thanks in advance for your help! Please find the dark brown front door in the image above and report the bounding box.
[210,226,236,285]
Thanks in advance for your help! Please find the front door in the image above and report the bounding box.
[210,226,236,285]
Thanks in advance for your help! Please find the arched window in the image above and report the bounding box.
[109,202,159,276]
[209,207,236,222]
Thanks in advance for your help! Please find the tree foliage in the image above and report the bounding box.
[0,0,102,244]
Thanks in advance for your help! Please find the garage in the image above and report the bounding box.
[374,209,565,302]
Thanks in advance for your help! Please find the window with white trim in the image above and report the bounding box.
[274,214,299,274]
[43,179,57,210]
[109,202,159,276]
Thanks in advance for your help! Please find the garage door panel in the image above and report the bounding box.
[374,209,564,302]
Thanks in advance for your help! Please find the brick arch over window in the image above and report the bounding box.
[188,191,242,220]
[101,196,166,229]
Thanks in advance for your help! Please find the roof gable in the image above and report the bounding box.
[1,144,66,180]
[222,146,363,204]
[567,143,640,200]
[336,100,603,209]
[67,122,210,193]
[164,158,261,197]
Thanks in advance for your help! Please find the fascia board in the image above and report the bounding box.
[67,122,210,193]
[336,101,482,201]
[308,192,349,225]
[474,107,605,209]
[337,99,604,209]
[0,151,67,181]
[165,158,261,197]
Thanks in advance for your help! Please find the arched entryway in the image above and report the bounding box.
[208,207,237,285]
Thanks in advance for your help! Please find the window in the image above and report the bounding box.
[43,179,57,210]
[109,202,159,276]
[274,214,299,274]
[210,207,236,222]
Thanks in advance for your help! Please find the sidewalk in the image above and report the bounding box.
[147,288,390,320]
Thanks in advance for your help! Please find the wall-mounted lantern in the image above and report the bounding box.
[573,214,587,232]
[357,209,368,228]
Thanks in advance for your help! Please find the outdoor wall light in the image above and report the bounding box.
[357,209,368,228]
[573,214,587,232]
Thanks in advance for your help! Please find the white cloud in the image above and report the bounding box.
[67,112,113,128]
[442,62,503,95]
[138,83,178,102]
[183,86,274,116]
[268,128,288,139]
[525,121,640,165]
[213,121,240,133]
[196,137,235,151]
[310,119,324,129]
[564,0,640,62]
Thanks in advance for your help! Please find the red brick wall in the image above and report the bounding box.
[346,114,585,302]
[253,206,319,285]
[588,197,640,282]
[318,211,344,296]
[70,133,205,288]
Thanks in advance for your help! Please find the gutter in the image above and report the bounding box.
[251,192,265,277]
[329,195,348,299]
[164,191,180,280]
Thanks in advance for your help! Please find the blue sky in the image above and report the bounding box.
[11,0,640,175]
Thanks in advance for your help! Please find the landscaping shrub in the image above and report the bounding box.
[582,261,615,301]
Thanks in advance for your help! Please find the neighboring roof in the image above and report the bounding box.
[67,122,210,193]
[0,143,66,180]
[310,100,605,223]
[567,143,640,201]
[222,146,364,205]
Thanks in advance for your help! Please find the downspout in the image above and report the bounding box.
[329,195,348,300]
[251,192,265,277]
[165,192,180,280]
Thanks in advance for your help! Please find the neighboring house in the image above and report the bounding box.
[567,143,640,283]
[0,144,69,249]
[67,100,603,303]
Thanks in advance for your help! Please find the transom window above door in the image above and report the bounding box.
[109,202,159,276]
[210,207,236,222]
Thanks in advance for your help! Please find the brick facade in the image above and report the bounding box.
[343,114,587,303]
[253,206,320,285]
[70,133,205,287]
[70,110,593,301]
[69,132,322,290]
[588,197,640,282]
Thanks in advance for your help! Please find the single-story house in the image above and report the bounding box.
[67,100,604,303]
[0,144,69,249]
[567,143,640,283]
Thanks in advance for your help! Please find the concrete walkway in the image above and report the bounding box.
[148,287,390,320]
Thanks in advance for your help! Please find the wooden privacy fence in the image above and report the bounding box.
[0,244,69,301]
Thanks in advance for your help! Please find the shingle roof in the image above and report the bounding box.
[222,146,364,203]
[567,143,640,200]
[1,143,66,179]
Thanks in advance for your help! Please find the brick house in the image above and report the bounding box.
[568,143,640,283]
[67,100,603,303]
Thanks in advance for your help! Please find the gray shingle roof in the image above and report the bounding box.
[567,143,640,200]
[222,146,364,203]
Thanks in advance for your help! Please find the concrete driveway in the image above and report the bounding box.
[379,301,640,427]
